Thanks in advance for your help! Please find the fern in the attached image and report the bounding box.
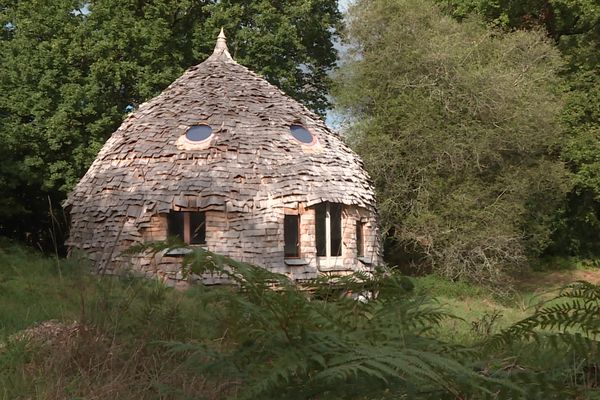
[146,246,564,399]
[485,281,600,397]
[123,243,585,398]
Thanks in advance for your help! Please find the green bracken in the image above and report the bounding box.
[3,242,600,399]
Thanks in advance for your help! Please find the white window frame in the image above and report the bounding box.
[317,203,343,270]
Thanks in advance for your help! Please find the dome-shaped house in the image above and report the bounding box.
[64,30,382,285]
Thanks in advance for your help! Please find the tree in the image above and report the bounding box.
[334,0,569,285]
[0,0,341,248]
[436,1,600,256]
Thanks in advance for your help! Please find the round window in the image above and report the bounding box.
[290,125,314,144]
[186,125,213,142]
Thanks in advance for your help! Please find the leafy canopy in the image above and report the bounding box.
[437,0,600,257]
[334,0,569,285]
[0,0,341,246]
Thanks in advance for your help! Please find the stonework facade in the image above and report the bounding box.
[64,30,382,285]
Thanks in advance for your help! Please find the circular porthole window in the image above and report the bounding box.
[186,125,213,142]
[289,124,315,145]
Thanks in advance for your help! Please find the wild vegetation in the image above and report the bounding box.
[334,0,570,285]
[2,242,600,399]
[1,0,600,286]
[0,0,341,246]
[3,0,600,398]
[437,0,600,257]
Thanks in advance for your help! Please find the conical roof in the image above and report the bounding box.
[65,32,376,240]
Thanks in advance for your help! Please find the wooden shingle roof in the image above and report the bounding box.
[65,31,377,237]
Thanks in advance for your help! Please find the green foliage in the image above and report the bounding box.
[0,239,84,336]
[530,256,600,272]
[490,281,600,346]
[334,0,569,285]
[413,274,491,299]
[0,241,223,398]
[486,281,600,396]
[6,243,600,398]
[0,0,341,247]
[162,247,548,399]
[0,340,33,398]
[437,0,600,257]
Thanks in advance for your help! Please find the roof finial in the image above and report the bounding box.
[210,27,233,62]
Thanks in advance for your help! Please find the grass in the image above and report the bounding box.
[0,244,85,337]
[411,259,600,345]
[2,241,600,399]
[0,242,227,399]
[412,275,528,344]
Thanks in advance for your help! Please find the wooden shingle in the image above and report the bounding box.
[64,30,382,283]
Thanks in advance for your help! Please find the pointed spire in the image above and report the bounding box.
[209,27,233,62]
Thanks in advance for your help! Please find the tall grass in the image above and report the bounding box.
[0,241,224,399]
[0,241,85,336]
[1,241,600,399]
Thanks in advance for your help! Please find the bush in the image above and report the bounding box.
[334,0,570,286]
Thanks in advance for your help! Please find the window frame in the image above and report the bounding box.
[167,211,206,245]
[315,202,343,267]
[284,214,301,258]
[184,124,213,143]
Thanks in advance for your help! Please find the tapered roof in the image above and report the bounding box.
[65,31,376,227]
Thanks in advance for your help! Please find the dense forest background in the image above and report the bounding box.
[1,0,599,286]
[4,1,600,398]
[0,0,341,248]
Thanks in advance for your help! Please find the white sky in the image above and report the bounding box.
[325,0,353,130]
[339,0,352,13]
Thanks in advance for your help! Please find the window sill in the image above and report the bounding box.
[164,248,192,256]
[284,258,309,266]
[164,245,207,257]
[358,256,373,265]
[317,257,345,271]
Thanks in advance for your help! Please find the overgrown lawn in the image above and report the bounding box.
[2,242,600,399]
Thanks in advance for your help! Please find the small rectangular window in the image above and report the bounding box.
[284,214,300,258]
[167,211,206,245]
[283,215,300,257]
[330,203,342,257]
[189,212,206,244]
[356,221,365,257]
[315,203,327,257]
[167,212,185,241]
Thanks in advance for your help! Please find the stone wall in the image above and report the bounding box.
[123,202,382,286]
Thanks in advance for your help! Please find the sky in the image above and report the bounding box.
[339,0,352,12]
[325,0,353,130]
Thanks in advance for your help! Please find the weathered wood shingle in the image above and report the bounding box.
[64,31,381,280]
